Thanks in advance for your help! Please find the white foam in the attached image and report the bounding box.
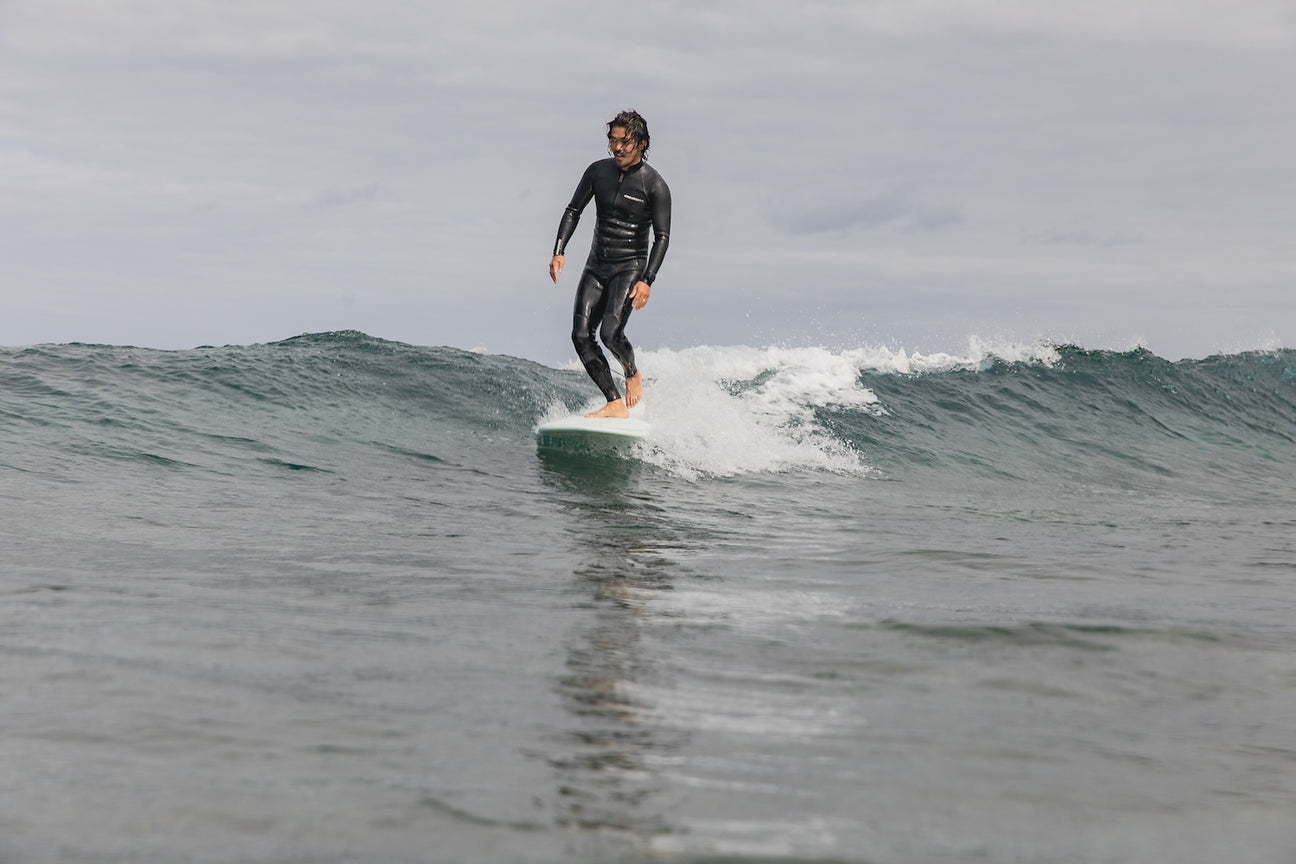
[553,339,1061,479]
[859,336,1062,374]
[621,345,872,479]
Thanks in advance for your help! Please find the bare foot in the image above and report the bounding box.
[586,399,630,419]
[625,371,643,408]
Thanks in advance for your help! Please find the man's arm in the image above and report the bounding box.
[552,164,597,259]
[641,175,672,287]
[630,177,671,310]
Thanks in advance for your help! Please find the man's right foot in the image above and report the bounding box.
[586,399,630,419]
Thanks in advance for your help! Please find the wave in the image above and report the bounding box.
[2,331,1293,484]
[579,338,1296,482]
[844,341,1296,489]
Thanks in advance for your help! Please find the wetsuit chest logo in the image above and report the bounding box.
[623,194,645,203]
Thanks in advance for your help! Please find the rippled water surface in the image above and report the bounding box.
[2,334,1294,862]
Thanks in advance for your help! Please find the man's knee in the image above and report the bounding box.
[572,327,598,356]
[599,319,627,350]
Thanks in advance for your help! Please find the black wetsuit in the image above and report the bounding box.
[553,158,671,402]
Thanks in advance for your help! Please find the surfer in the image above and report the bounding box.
[549,109,671,419]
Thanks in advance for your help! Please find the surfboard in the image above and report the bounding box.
[535,415,650,453]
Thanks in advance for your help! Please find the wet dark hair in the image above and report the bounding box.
[607,109,650,159]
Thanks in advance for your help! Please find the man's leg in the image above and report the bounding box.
[571,269,622,405]
[598,268,642,408]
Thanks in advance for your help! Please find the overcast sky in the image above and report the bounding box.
[2,0,1293,362]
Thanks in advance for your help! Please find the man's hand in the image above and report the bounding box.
[549,255,565,283]
[631,280,650,310]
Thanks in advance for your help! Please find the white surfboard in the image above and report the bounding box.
[535,414,650,452]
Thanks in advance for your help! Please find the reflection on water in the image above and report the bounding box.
[535,452,691,842]
[535,447,645,494]
[551,577,672,836]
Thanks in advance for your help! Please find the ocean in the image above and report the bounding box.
[2,330,1294,863]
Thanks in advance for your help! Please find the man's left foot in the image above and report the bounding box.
[625,372,643,408]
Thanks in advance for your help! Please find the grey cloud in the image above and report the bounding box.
[1021,228,1144,247]
[0,0,1292,361]
[775,189,962,235]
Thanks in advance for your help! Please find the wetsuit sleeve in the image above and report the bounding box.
[642,176,672,286]
[553,164,597,257]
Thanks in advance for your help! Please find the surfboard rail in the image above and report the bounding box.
[535,414,650,453]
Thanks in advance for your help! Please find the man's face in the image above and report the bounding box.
[608,126,643,170]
